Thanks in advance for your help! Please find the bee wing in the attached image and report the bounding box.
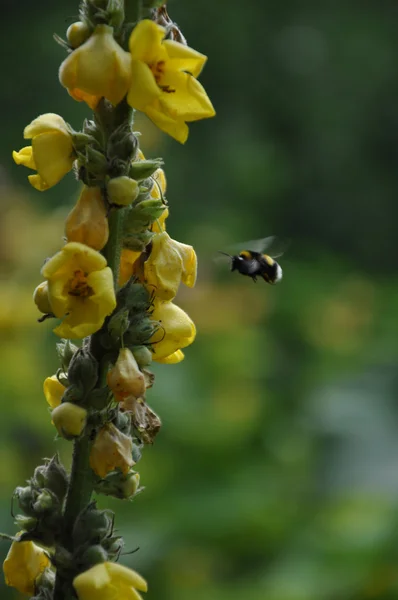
[221,236,289,258]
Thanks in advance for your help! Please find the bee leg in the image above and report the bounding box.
[252,276,257,283]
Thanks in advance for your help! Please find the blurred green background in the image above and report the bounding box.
[2,1,398,598]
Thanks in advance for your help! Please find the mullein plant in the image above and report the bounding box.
[4,1,214,599]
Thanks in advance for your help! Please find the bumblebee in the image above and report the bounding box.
[218,236,285,284]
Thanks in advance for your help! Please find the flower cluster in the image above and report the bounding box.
[6,1,214,599]
[59,18,215,143]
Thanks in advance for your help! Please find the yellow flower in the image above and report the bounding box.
[43,375,65,409]
[65,186,109,251]
[51,402,87,439]
[144,231,197,301]
[13,113,75,191]
[119,249,141,286]
[107,348,146,401]
[90,423,134,478]
[73,562,147,600]
[3,539,50,595]
[59,24,131,108]
[151,300,196,361]
[42,242,116,339]
[33,281,52,314]
[127,20,215,143]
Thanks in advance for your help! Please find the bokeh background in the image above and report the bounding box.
[2,1,398,598]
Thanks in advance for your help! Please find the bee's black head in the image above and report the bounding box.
[230,255,242,272]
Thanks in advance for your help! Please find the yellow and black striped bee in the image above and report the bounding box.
[218,236,286,284]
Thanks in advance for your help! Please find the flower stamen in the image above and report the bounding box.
[68,270,93,297]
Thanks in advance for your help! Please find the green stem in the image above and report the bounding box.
[62,438,94,544]
[125,0,143,23]
[103,207,126,292]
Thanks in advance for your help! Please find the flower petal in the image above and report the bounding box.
[32,131,74,188]
[164,39,207,77]
[156,349,185,364]
[43,243,107,279]
[127,59,161,111]
[28,174,50,191]
[53,299,101,339]
[12,146,36,169]
[145,101,188,144]
[106,563,148,592]
[87,267,117,315]
[159,70,215,121]
[24,113,69,138]
[129,19,166,63]
[68,88,101,110]
[43,375,65,409]
[151,301,196,359]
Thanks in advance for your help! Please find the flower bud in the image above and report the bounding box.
[89,423,134,478]
[107,348,146,400]
[131,345,152,368]
[68,348,98,393]
[107,348,145,401]
[51,403,87,439]
[123,229,154,252]
[107,124,138,162]
[82,118,102,145]
[14,515,38,532]
[118,281,151,312]
[106,0,125,29]
[15,486,36,517]
[43,375,65,409]
[101,535,124,560]
[66,21,92,48]
[113,409,131,434]
[61,383,84,404]
[32,490,56,515]
[107,176,139,206]
[32,456,69,503]
[77,146,108,177]
[124,199,167,232]
[56,339,79,371]
[65,186,109,251]
[94,469,140,499]
[72,503,114,547]
[85,386,110,410]
[125,315,156,346]
[107,308,130,340]
[129,158,163,181]
[78,544,109,569]
[33,282,52,314]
